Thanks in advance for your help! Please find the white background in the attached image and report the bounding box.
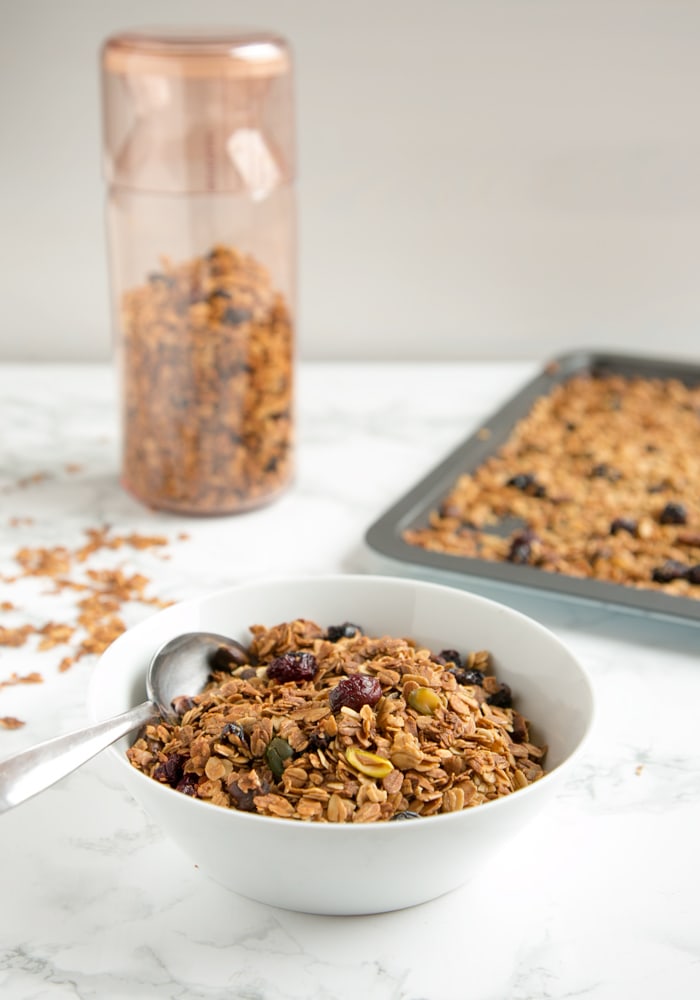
[2,0,700,362]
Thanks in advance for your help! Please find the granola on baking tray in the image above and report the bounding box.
[127,618,546,822]
[404,372,700,598]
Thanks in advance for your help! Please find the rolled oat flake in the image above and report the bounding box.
[101,28,296,514]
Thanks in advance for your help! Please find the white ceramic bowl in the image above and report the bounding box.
[88,575,594,914]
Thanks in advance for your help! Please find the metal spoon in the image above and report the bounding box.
[0,631,248,814]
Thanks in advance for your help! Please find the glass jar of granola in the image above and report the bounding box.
[101,29,295,514]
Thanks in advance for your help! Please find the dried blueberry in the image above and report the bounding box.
[651,560,689,583]
[209,640,251,670]
[487,683,513,709]
[329,674,382,712]
[506,473,546,497]
[326,622,362,642]
[610,517,637,536]
[267,651,318,682]
[221,721,247,744]
[507,534,533,564]
[171,695,197,716]
[659,502,688,525]
[590,463,621,481]
[438,649,462,668]
[452,667,485,687]
[390,810,420,821]
[223,306,253,325]
[228,780,257,811]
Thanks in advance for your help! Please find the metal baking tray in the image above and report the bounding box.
[364,350,700,625]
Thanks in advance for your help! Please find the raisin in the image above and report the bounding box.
[326,622,362,642]
[487,683,512,709]
[610,517,637,536]
[266,651,318,682]
[390,810,420,821]
[659,502,688,525]
[329,674,382,712]
[651,560,689,583]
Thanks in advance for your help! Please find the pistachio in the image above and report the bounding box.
[264,736,294,779]
[407,686,442,715]
[345,746,394,779]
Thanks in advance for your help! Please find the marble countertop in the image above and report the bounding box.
[0,362,698,1000]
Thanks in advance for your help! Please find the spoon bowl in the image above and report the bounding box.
[0,630,240,813]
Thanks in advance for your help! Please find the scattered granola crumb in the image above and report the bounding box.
[0,671,43,691]
[0,525,182,708]
[0,716,25,729]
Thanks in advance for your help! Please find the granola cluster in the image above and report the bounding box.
[405,372,700,598]
[121,243,294,514]
[127,618,546,823]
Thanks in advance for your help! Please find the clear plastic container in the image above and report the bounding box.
[101,29,295,514]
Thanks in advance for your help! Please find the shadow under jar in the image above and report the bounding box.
[102,29,296,514]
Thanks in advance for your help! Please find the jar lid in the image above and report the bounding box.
[102,28,291,79]
[101,28,294,195]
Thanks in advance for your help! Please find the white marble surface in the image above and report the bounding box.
[0,362,698,1000]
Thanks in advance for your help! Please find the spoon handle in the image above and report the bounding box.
[0,701,157,814]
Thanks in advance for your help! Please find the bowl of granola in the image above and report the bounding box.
[88,574,594,914]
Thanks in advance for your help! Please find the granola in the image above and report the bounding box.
[127,619,546,822]
[404,372,700,598]
[120,243,294,514]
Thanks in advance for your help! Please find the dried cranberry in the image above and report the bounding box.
[452,667,485,687]
[153,752,185,788]
[659,502,688,525]
[487,683,513,709]
[266,651,318,682]
[326,622,362,642]
[652,560,689,583]
[329,674,382,712]
[175,773,200,797]
[610,517,637,536]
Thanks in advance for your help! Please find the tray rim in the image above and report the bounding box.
[364,348,700,625]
